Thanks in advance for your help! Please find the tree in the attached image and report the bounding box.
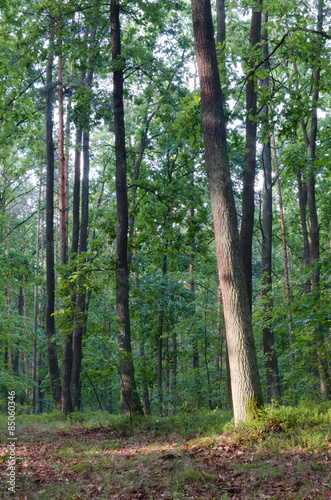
[191,0,263,424]
[260,7,281,402]
[45,11,61,408]
[240,0,262,310]
[111,0,143,415]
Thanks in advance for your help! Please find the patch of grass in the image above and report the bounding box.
[185,468,217,483]
[0,408,233,440]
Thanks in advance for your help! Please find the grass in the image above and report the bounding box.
[0,402,330,499]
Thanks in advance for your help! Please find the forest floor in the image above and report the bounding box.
[0,406,330,499]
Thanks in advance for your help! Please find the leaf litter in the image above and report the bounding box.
[0,425,330,499]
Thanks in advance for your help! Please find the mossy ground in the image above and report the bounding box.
[0,404,330,499]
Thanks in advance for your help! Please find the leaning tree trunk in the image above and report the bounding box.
[240,0,262,310]
[45,16,61,408]
[111,0,143,415]
[191,0,263,425]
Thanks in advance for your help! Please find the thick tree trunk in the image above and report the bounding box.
[45,18,61,408]
[191,0,263,425]
[240,0,262,310]
[111,0,143,415]
[260,10,281,403]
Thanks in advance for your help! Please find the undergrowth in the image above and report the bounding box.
[0,401,330,445]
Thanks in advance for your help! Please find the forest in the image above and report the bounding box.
[0,0,330,497]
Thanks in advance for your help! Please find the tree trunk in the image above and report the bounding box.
[190,172,201,406]
[216,0,225,50]
[139,343,151,415]
[71,125,90,411]
[240,0,262,310]
[260,10,281,403]
[32,172,42,413]
[111,0,143,415]
[169,335,176,413]
[157,253,167,416]
[306,1,329,399]
[45,17,61,408]
[58,28,72,415]
[272,134,296,400]
[191,0,263,425]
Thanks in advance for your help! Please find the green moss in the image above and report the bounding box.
[67,462,92,473]
[185,469,216,483]
[246,394,264,423]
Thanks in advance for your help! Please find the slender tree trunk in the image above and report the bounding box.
[190,172,201,406]
[191,0,263,425]
[21,230,29,404]
[139,343,151,415]
[71,126,90,411]
[216,0,225,50]
[306,1,329,399]
[272,134,296,399]
[111,0,143,415]
[157,253,167,416]
[45,17,61,408]
[204,289,212,409]
[260,10,281,403]
[71,26,97,411]
[169,335,176,413]
[240,0,262,310]
[58,28,72,415]
[32,172,42,413]
[58,22,68,267]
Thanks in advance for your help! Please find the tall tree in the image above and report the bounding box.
[191,0,263,424]
[240,0,262,310]
[71,28,96,411]
[260,8,281,402]
[45,11,61,408]
[303,0,330,399]
[111,0,143,415]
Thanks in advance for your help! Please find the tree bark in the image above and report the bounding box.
[111,0,143,415]
[32,172,42,413]
[58,24,73,416]
[305,1,329,399]
[240,0,262,310]
[157,253,167,416]
[139,343,151,415]
[45,16,61,408]
[260,9,281,403]
[272,133,296,399]
[191,0,263,425]
[71,124,90,411]
[190,171,201,406]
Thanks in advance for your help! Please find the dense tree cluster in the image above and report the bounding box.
[0,0,330,424]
